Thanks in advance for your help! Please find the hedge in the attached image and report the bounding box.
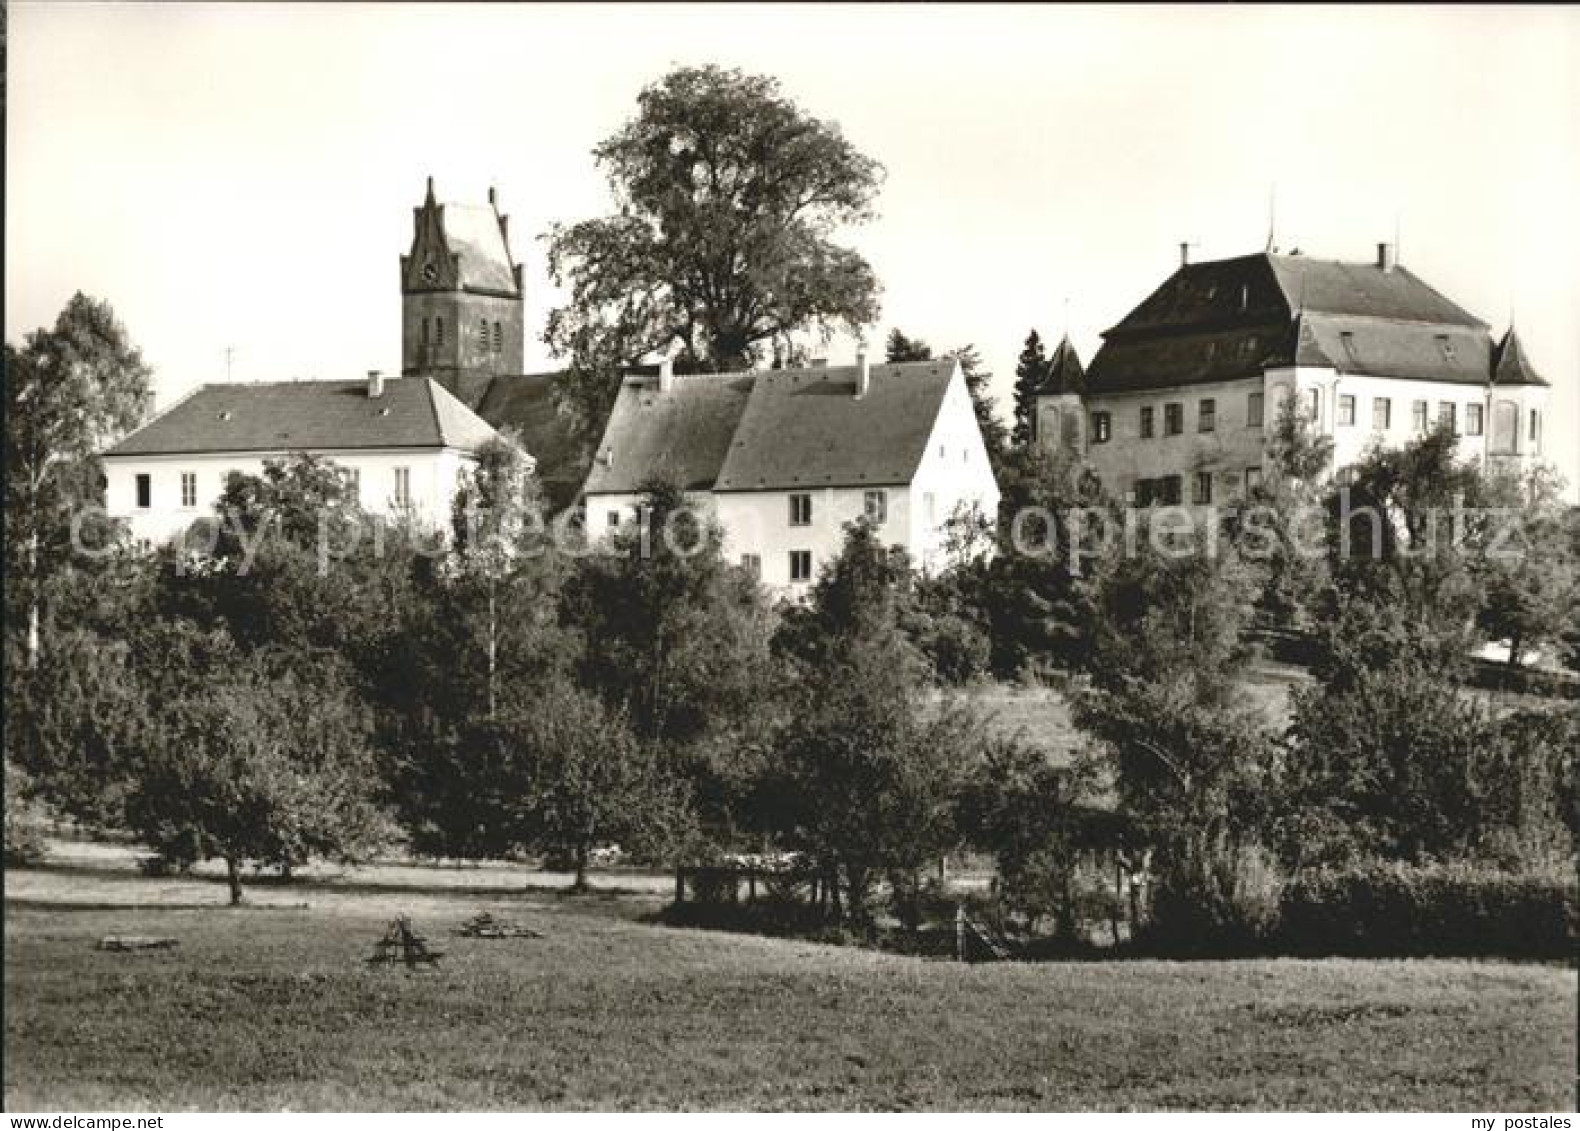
[1277,862,1577,960]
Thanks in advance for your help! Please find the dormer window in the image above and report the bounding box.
[1435,334,1457,364]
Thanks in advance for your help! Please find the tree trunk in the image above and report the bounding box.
[572,845,588,893]
[225,856,246,906]
[486,583,498,719]
[1507,632,1524,670]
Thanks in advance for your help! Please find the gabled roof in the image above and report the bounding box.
[438,202,519,295]
[1492,327,1549,387]
[580,359,961,498]
[715,360,958,491]
[104,377,498,457]
[1087,250,1503,394]
[1037,335,1085,394]
[582,371,757,496]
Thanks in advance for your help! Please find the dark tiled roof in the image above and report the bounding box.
[1492,327,1549,387]
[582,371,757,496]
[1037,335,1086,394]
[1087,251,1500,394]
[1268,256,1484,328]
[105,378,497,457]
[715,361,956,491]
[474,372,602,510]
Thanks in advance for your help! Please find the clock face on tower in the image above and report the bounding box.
[421,261,439,285]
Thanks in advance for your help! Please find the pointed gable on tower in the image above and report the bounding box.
[1492,326,1549,387]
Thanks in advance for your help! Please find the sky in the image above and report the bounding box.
[8,3,1578,490]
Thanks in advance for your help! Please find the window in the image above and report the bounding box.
[394,466,412,508]
[789,550,812,583]
[1304,387,1320,422]
[479,318,487,344]
[347,467,361,501]
[135,474,151,509]
[1140,406,1155,439]
[606,509,620,529]
[1247,391,1265,428]
[1436,334,1457,364]
[1530,409,1541,448]
[1412,400,1429,433]
[864,489,888,525]
[1198,398,1216,433]
[493,321,503,352]
[1372,397,1392,431]
[1159,475,1182,506]
[1465,403,1484,436]
[1492,401,1519,453]
[180,472,197,508]
[1192,471,1213,505]
[741,553,761,580]
[1134,478,1155,507]
[1337,394,1356,427]
[1164,403,1184,435]
[1244,466,1264,493]
[1438,401,1456,433]
[420,318,430,344]
[1091,411,1112,443]
[788,492,812,526]
[435,318,445,346]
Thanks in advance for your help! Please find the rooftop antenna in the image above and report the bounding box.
[1265,184,1278,253]
[1062,295,1070,340]
[225,345,237,383]
[1394,211,1402,265]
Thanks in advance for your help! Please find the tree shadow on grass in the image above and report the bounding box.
[3,897,306,914]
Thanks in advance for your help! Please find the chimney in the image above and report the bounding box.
[854,350,870,398]
[367,370,385,398]
[1377,242,1397,272]
[1179,242,1191,267]
[488,185,497,206]
[657,355,674,394]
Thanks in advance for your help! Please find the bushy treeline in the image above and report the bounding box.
[6,300,1577,955]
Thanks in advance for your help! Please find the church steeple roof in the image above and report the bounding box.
[1039,334,1085,394]
[1491,326,1548,387]
[401,178,522,297]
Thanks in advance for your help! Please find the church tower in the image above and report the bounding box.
[400,177,525,409]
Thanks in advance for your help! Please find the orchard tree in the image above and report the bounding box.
[545,65,884,435]
[1473,464,1578,669]
[769,521,975,927]
[490,684,697,891]
[5,294,152,666]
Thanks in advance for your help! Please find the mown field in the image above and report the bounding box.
[5,839,1574,1112]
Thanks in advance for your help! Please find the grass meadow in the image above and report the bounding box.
[5,837,1575,1112]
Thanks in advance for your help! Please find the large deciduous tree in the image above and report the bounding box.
[545,65,884,434]
[5,294,152,666]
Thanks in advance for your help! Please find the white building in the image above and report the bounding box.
[582,356,1002,591]
[1038,244,1552,506]
[101,372,506,544]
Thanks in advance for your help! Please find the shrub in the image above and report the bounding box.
[1139,840,1284,957]
[1278,861,1577,960]
[3,761,48,866]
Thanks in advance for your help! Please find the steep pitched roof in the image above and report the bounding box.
[1087,251,1500,394]
[104,377,498,457]
[582,371,757,496]
[438,202,519,295]
[1492,327,1549,387]
[1037,335,1086,394]
[472,372,593,509]
[715,360,957,491]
